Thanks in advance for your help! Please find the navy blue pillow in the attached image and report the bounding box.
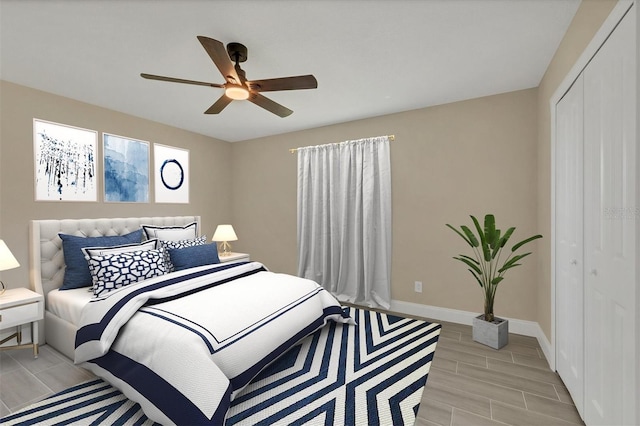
[169,243,220,271]
[59,229,143,290]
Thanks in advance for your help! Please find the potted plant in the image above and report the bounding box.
[446,214,542,349]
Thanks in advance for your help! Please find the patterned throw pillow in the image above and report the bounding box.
[87,249,167,297]
[160,235,207,271]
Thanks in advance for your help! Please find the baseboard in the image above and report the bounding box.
[534,324,554,370]
[390,299,476,326]
[390,299,554,369]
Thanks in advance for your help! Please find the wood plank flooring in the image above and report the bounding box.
[415,319,585,426]
[0,345,94,416]
[1,313,584,426]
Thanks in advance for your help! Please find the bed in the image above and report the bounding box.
[30,216,201,360]
[30,216,353,425]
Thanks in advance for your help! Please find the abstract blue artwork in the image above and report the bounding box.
[34,119,98,202]
[103,134,149,202]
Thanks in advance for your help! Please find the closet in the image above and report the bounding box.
[555,3,637,425]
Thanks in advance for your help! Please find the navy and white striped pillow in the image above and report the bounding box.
[142,222,198,241]
[82,238,160,259]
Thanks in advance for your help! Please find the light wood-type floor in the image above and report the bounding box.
[0,318,583,425]
[415,319,584,426]
[0,345,95,416]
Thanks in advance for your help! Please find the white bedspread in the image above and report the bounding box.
[47,288,93,326]
[74,261,354,425]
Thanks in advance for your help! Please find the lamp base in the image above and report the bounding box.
[219,241,232,257]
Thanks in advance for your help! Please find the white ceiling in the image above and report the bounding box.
[0,0,580,142]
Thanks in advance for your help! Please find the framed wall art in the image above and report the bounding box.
[154,144,189,203]
[33,119,98,202]
[103,133,149,203]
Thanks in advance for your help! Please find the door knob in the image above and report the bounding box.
[570,259,578,265]
[590,269,598,276]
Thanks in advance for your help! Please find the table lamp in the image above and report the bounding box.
[212,225,238,257]
[0,240,20,295]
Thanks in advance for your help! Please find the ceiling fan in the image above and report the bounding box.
[141,36,318,117]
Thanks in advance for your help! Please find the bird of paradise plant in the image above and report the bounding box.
[446,214,542,322]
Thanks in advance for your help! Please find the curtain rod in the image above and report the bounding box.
[289,134,395,153]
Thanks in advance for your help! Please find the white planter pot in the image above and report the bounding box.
[472,314,508,349]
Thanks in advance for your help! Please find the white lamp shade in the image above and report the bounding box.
[212,225,238,242]
[0,240,20,271]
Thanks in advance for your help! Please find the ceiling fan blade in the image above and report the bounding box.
[248,75,318,92]
[197,36,241,85]
[140,73,224,88]
[204,95,233,114]
[248,93,293,117]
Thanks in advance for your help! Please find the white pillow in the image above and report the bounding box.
[141,222,198,241]
[82,239,160,259]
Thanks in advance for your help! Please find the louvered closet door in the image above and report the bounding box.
[583,7,636,425]
[555,73,584,417]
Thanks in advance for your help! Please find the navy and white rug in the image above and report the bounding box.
[1,308,440,425]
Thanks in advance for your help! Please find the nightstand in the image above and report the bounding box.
[0,287,44,358]
[218,252,250,263]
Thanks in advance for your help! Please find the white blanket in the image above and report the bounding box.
[75,261,354,425]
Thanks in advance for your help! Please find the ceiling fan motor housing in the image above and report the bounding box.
[226,42,248,63]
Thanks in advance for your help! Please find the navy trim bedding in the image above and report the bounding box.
[75,261,354,425]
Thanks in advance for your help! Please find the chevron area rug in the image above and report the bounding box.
[1,308,440,426]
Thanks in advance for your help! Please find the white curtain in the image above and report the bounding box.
[296,136,392,309]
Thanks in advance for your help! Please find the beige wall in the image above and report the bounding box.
[232,88,541,321]
[0,0,620,337]
[0,81,232,289]
[232,0,620,333]
[535,0,618,339]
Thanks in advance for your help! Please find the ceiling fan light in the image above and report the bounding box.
[225,85,249,100]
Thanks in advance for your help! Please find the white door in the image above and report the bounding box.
[555,73,585,416]
[583,7,636,425]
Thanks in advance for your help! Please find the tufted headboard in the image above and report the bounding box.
[29,216,201,305]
